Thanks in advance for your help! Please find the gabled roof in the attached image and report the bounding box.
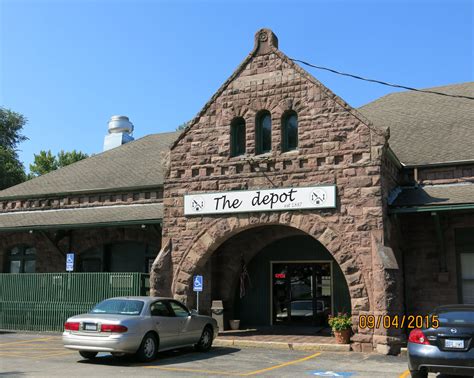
[171,28,385,150]
[0,132,180,200]
[359,82,474,166]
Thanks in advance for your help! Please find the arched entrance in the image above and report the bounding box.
[157,213,404,353]
[212,231,352,328]
[170,222,358,327]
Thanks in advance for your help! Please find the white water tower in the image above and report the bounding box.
[103,115,135,151]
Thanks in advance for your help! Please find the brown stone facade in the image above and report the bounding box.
[155,29,405,354]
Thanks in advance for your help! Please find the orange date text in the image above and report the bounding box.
[358,315,439,329]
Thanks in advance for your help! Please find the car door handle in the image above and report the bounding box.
[156,321,160,325]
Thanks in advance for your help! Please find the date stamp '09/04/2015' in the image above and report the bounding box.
[357,315,439,329]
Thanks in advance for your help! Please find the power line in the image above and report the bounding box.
[291,58,474,101]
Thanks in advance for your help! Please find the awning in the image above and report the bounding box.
[390,183,474,213]
[0,203,163,231]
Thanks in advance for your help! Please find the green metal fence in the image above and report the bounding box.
[0,272,150,332]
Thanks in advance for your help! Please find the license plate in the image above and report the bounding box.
[83,323,97,331]
[445,339,464,349]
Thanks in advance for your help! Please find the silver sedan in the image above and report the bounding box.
[62,296,219,362]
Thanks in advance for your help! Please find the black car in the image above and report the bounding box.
[408,304,474,377]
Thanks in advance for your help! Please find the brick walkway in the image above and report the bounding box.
[217,326,338,344]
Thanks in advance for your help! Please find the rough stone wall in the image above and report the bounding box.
[0,226,161,273]
[400,212,474,314]
[161,29,403,353]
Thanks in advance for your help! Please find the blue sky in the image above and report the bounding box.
[1,0,473,171]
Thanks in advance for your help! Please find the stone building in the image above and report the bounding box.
[1,29,473,354]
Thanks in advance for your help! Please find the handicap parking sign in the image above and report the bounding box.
[193,275,203,292]
[66,253,75,272]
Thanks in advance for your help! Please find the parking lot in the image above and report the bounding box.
[0,332,412,377]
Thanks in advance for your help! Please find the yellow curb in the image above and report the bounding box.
[214,338,351,352]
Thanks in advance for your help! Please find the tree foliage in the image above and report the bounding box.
[176,121,190,131]
[29,149,89,178]
[0,148,26,189]
[0,107,28,150]
[0,107,27,190]
[57,150,89,167]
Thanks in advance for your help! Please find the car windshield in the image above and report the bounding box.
[437,310,474,326]
[90,299,144,316]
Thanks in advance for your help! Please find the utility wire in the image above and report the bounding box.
[291,58,474,101]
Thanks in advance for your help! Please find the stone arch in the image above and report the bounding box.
[171,211,371,316]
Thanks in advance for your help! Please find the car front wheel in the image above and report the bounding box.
[136,333,158,362]
[410,370,427,378]
[195,326,213,352]
[79,351,98,359]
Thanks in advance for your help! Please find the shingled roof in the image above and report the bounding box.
[0,203,163,231]
[359,82,474,166]
[391,183,474,210]
[0,132,180,199]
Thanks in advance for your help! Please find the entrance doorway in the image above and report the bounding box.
[272,262,332,326]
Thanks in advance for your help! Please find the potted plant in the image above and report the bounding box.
[328,313,352,344]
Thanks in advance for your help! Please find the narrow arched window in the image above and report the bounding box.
[256,111,272,154]
[230,117,246,157]
[282,111,298,151]
[7,245,36,273]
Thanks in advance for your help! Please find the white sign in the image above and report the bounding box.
[184,186,336,216]
[193,275,203,292]
[66,253,75,272]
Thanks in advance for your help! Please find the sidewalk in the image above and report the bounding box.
[215,326,350,352]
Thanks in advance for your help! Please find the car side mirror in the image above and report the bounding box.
[190,309,198,316]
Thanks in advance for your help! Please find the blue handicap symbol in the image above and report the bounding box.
[309,371,354,377]
[193,275,203,291]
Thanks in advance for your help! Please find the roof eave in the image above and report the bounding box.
[402,159,474,169]
[389,203,474,214]
[0,218,163,233]
[0,184,164,201]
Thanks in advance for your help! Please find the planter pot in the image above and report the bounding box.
[333,329,351,344]
[229,320,240,330]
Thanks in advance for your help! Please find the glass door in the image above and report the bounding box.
[272,262,332,326]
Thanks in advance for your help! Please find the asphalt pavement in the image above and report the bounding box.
[0,332,416,377]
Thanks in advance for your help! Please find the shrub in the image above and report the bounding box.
[328,313,352,331]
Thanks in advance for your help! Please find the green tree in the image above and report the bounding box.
[176,121,190,131]
[57,150,89,167]
[0,148,26,189]
[29,150,58,177]
[29,149,89,178]
[0,107,27,190]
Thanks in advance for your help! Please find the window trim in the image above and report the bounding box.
[255,110,272,155]
[6,245,36,273]
[167,300,191,317]
[150,300,174,317]
[282,111,298,152]
[230,117,246,157]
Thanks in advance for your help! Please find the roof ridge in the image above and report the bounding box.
[171,29,388,151]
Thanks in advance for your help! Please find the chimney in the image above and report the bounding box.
[103,115,134,151]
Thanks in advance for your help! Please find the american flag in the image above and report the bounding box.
[239,256,251,298]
